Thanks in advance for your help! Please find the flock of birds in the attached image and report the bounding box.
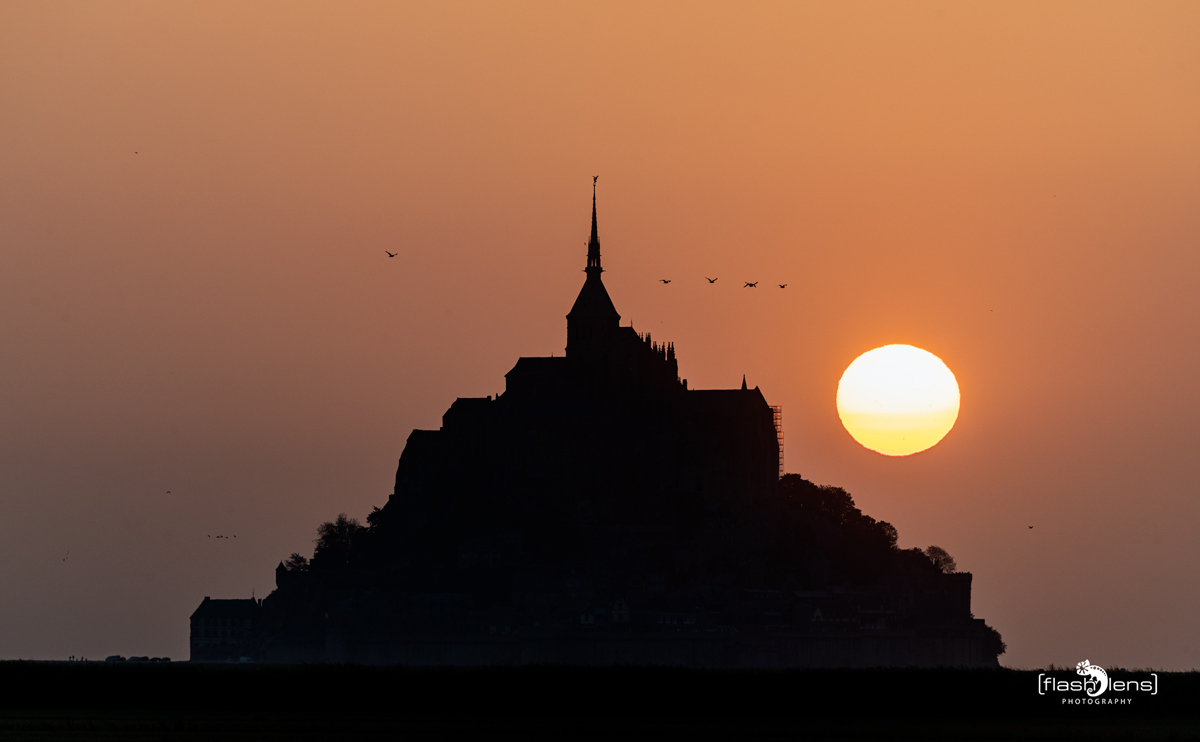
[108,248,1026,549]
[379,249,787,286]
[659,278,786,288]
[60,488,244,563]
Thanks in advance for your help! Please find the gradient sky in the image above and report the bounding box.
[2,1,1199,668]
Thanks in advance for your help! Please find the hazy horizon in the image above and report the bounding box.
[2,1,1199,668]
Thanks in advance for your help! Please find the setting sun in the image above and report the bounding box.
[836,345,960,457]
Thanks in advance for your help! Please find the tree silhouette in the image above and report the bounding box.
[925,545,956,573]
[312,513,367,570]
[282,553,309,572]
[779,474,899,551]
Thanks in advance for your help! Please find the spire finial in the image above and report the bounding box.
[586,176,602,274]
[741,374,748,391]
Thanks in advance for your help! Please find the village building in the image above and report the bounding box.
[189,597,260,662]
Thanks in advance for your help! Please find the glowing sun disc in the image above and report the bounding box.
[836,344,960,457]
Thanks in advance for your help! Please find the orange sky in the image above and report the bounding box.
[2,1,1199,668]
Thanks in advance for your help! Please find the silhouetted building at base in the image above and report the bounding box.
[189,597,261,662]
[238,187,1004,667]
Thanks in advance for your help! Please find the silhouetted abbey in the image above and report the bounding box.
[193,186,1004,667]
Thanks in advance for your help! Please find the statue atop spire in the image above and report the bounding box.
[587,175,602,274]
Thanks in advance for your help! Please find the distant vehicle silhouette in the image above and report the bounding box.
[705,277,718,283]
[744,282,758,288]
[660,279,671,284]
[385,251,397,258]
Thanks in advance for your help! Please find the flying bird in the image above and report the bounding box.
[744,282,758,288]
[660,279,672,284]
[63,551,69,562]
[166,490,171,494]
[385,251,397,258]
[1028,526,1033,529]
[705,277,718,283]
[778,284,787,289]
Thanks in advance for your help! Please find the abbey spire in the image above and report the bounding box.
[567,177,620,358]
[586,175,602,274]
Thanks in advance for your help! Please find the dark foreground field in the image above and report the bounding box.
[1,663,1197,741]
